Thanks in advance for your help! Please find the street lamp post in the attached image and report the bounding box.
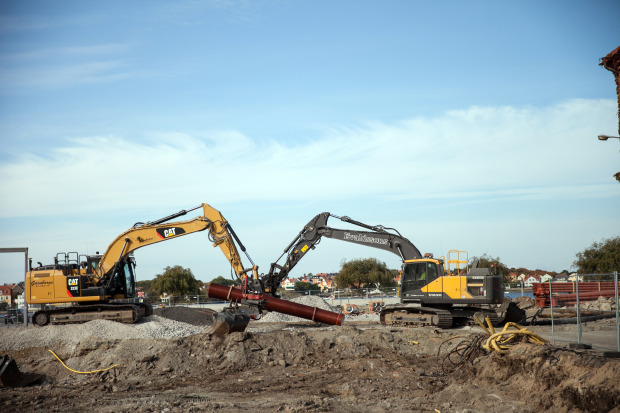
[597,135,620,182]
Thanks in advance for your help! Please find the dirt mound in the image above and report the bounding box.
[457,344,620,412]
[153,306,216,326]
[1,315,619,412]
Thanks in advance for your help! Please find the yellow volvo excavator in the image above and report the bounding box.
[259,212,507,328]
[26,203,258,329]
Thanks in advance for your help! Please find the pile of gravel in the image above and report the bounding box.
[345,313,380,322]
[0,316,204,351]
[153,306,215,326]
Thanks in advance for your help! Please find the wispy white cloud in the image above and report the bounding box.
[2,44,132,61]
[0,60,133,89]
[0,40,136,91]
[0,99,617,219]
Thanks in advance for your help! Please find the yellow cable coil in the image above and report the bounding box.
[48,350,120,374]
[473,316,549,354]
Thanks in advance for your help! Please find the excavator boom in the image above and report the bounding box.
[263,212,421,295]
[96,204,256,284]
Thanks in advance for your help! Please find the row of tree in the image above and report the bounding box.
[137,236,620,297]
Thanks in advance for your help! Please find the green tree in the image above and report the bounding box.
[469,254,509,280]
[334,258,393,289]
[136,279,153,290]
[151,265,202,296]
[294,281,321,292]
[136,279,155,297]
[209,276,238,287]
[573,236,620,274]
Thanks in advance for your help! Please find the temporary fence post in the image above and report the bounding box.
[576,277,582,345]
[615,271,619,353]
[549,279,555,345]
[24,248,29,327]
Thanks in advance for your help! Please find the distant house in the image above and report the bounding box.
[568,273,584,282]
[281,279,296,291]
[11,284,24,295]
[15,293,25,308]
[0,284,13,306]
[318,278,333,292]
[524,275,540,287]
[539,274,553,283]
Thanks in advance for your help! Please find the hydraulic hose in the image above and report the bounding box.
[48,350,119,374]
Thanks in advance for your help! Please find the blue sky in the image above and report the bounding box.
[1,1,619,285]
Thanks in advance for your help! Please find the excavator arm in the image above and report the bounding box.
[95,203,258,286]
[261,212,422,295]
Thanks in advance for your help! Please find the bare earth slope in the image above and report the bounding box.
[1,306,618,412]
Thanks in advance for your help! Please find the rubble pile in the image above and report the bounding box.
[581,296,617,312]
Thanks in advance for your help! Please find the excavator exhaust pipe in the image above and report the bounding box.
[207,283,344,333]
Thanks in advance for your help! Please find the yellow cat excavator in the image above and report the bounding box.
[26,203,258,330]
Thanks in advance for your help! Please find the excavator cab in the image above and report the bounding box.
[401,259,443,298]
[107,257,137,299]
[84,254,102,275]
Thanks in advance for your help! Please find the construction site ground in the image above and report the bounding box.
[1,299,619,413]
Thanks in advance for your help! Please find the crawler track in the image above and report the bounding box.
[379,305,500,329]
[379,305,454,329]
[32,303,152,326]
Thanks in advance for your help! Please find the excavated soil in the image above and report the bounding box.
[1,303,619,413]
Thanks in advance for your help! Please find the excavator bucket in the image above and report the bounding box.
[205,308,251,335]
[0,355,44,388]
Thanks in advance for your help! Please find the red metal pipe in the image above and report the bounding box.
[207,283,344,326]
